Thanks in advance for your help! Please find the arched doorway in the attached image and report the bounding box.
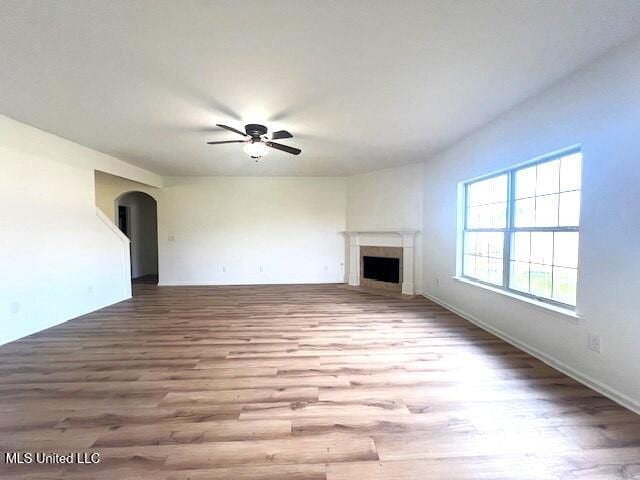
[115,191,158,287]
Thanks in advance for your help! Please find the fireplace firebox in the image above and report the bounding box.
[362,256,400,284]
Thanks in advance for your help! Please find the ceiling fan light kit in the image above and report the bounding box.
[243,141,269,159]
[208,123,301,160]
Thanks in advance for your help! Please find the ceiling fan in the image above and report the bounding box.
[207,123,301,159]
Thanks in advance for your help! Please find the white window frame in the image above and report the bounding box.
[459,146,581,310]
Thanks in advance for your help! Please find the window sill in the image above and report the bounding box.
[451,276,581,321]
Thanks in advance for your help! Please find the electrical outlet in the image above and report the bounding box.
[168,235,176,242]
[588,334,601,354]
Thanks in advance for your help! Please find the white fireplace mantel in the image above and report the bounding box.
[344,230,420,295]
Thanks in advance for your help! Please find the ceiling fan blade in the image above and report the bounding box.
[206,140,246,145]
[216,124,248,137]
[265,141,301,155]
[270,130,293,140]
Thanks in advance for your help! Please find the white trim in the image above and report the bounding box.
[401,281,414,296]
[158,281,345,287]
[452,276,580,320]
[342,229,420,235]
[421,291,640,416]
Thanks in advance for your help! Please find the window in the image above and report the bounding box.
[461,149,581,307]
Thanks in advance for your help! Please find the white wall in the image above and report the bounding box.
[159,176,346,285]
[94,170,159,224]
[347,163,424,292]
[118,192,158,278]
[421,37,640,411]
[0,114,160,345]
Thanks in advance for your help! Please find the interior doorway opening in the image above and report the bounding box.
[115,191,158,287]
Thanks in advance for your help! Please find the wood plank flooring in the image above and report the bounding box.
[0,283,639,479]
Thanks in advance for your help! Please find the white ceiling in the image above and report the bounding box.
[2,1,640,176]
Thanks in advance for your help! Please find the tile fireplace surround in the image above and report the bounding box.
[345,230,420,295]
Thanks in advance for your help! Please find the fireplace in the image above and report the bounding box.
[346,230,419,295]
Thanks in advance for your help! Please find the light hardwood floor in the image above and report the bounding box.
[1,283,639,479]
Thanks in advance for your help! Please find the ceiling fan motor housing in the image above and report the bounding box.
[245,124,268,138]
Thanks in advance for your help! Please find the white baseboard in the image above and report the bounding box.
[422,291,640,416]
[158,280,344,287]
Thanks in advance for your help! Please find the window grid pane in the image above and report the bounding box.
[513,155,582,230]
[508,231,579,305]
[463,231,504,287]
[465,174,508,229]
[463,150,581,307]
[560,153,582,192]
